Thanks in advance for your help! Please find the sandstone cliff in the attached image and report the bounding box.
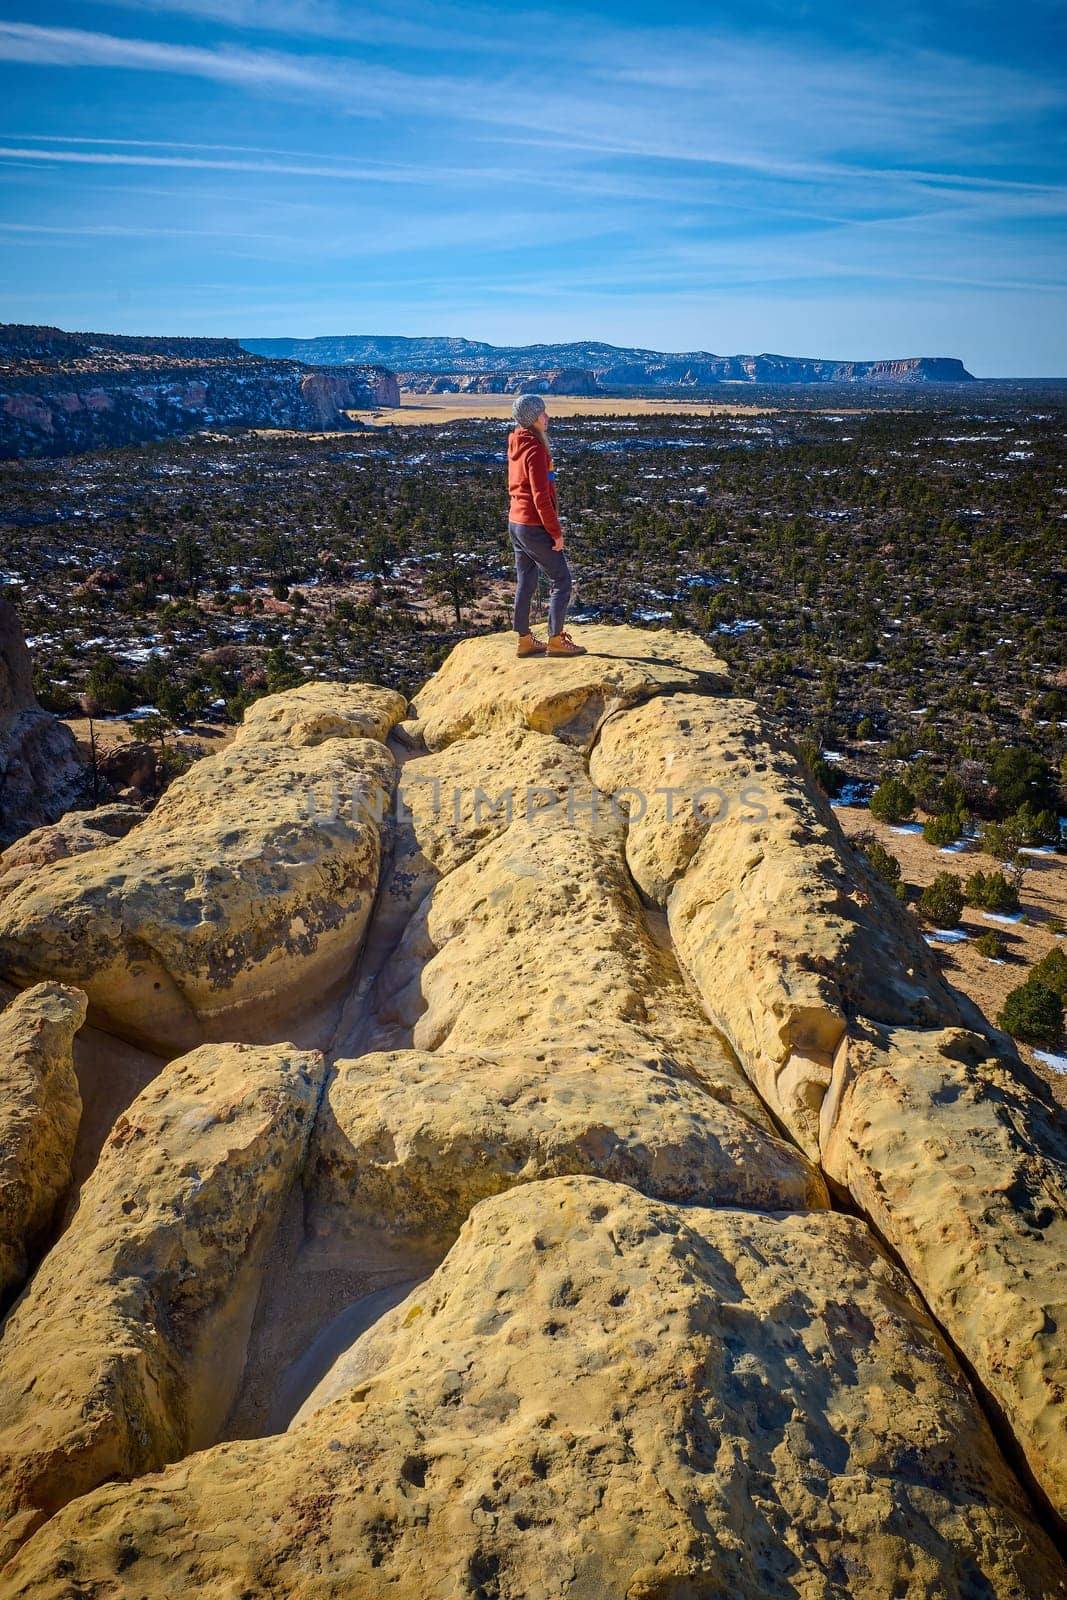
[401,367,600,396]
[0,325,398,458]
[399,354,973,392]
[0,626,1062,1598]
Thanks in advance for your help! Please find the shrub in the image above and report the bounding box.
[923,810,968,847]
[988,744,1057,816]
[997,980,1065,1048]
[798,738,841,797]
[886,732,917,761]
[264,645,305,694]
[856,716,875,740]
[1031,947,1067,1004]
[964,870,1020,914]
[854,831,902,885]
[870,777,916,825]
[974,930,1005,960]
[979,817,1026,867]
[82,657,136,715]
[937,773,968,815]
[1011,803,1060,847]
[917,872,965,928]
[33,667,79,717]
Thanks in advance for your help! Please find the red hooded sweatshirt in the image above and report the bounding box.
[507,426,563,540]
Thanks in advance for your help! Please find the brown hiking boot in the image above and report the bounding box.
[516,632,548,657]
[547,630,587,656]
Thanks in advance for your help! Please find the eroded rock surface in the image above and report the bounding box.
[232,679,408,750]
[0,696,396,1053]
[593,692,959,1154]
[410,622,728,751]
[0,805,142,901]
[0,1040,324,1561]
[0,983,85,1303]
[821,1022,1067,1520]
[308,1047,826,1251]
[0,626,1063,1594]
[6,1179,1061,1599]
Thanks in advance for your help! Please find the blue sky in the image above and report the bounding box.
[0,1,1064,373]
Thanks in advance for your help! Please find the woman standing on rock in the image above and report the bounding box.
[507,394,586,657]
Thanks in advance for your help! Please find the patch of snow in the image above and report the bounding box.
[1033,1049,1067,1076]
[829,780,874,807]
[890,823,924,835]
[101,704,162,722]
[924,928,970,943]
[980,910,1024,925]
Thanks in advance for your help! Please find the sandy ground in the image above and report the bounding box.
[346,392,780,426]
[64,713,234,764]
[250,391,879,436]
[834,806,1067,1104]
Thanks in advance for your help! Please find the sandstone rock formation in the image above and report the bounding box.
[0,983,85,1303]
[0,603,91,847]
[0,805,141,900]
[7,1180,1063,1597]
[0,1040,324,1560]
[0,684,402,1052]
[0,628,1062,1597]
[590,692,959,1153]
[232,679,407,749]
[821,1021,1067,1520]
[308,1047,826,1254]
[409,621,728,751]
[240,332,976,385]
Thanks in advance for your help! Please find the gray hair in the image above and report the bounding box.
[511,392,547,428]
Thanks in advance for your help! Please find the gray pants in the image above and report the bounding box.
[509,520,573,637]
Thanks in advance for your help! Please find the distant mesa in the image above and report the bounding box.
[240,332,977,388]
[0,321,976,459]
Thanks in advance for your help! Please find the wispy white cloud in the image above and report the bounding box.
[1,6,1062,366]
[0,217,289,240]
[0,133,734,207]
[2,18,1061,205]
[95,0,518,55]
[0,20,326,89]
[3,13,1060,245]
[0,141,480,183]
